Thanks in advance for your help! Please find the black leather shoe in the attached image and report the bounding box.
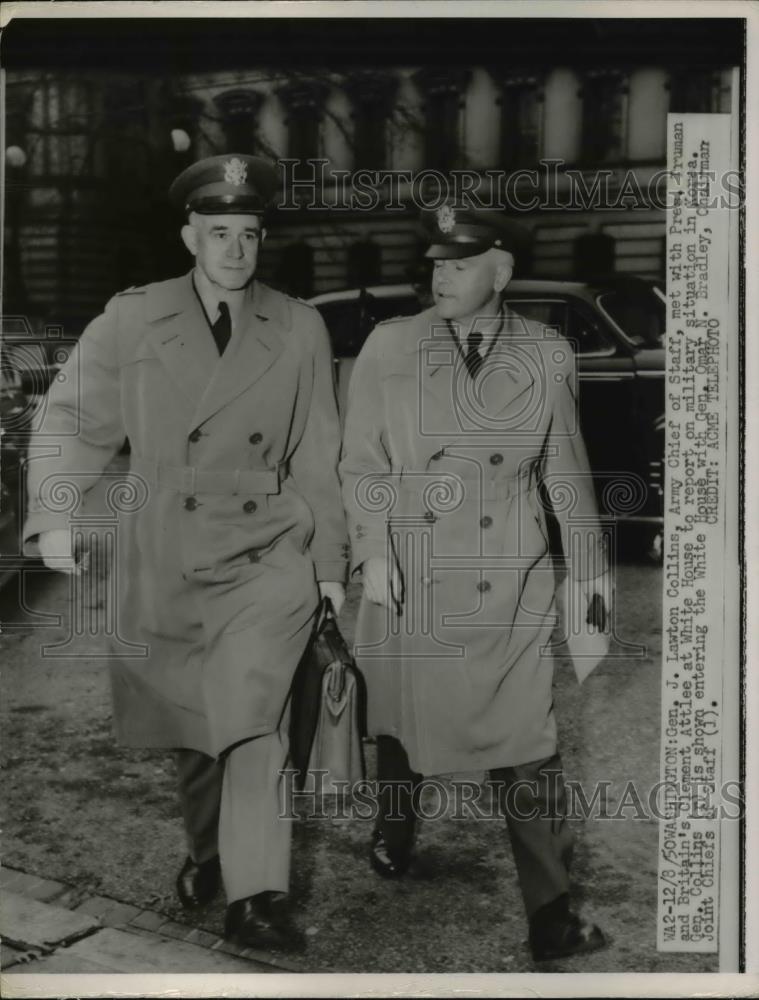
[176,855,221,909]
[529,895,606,962]
[225,893,304,952]
[369,829,412,879]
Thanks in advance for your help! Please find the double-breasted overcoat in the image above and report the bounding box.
[24,273,348,758]
[339,306,606,776]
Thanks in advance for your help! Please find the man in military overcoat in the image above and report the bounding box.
[24,154,347,950]
[340,204,610,961]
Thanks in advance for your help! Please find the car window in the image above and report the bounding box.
[316,292,421,358]
[504,297,612,354]
[597,289,665,347]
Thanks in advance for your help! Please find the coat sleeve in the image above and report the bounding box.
[338,327,393,574]
[288,306,349,583]
[23,297,126,551]
[541,346,608,583]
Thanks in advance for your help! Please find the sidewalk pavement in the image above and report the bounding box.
[0,865,295,974]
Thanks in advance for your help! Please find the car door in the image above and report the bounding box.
[315,289,421,420]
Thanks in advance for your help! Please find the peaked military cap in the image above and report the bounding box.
[422,203,531,260]
[169,154,279,215]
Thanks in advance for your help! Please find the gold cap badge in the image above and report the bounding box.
[223,157,248,186]
[437,204,456,233]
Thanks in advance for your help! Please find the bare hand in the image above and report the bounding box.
[362,556,403,615]
[37,529,87,576]
[318,581,346,616]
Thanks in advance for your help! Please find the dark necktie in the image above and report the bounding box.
[211,301,231,356]
[465,331,484,378]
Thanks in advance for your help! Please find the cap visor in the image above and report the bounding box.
[424,242,490,260]
[189,197,266,215]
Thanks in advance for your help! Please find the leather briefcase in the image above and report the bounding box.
[288,597,365,793]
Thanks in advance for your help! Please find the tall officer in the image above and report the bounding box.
[340,203,610,962]
[24,154,347,950]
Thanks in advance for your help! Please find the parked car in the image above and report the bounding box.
[0,315,66,587]
[1,349,33,587]
[309,277,665,558]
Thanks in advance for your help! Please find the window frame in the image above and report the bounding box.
[503,294,620,359]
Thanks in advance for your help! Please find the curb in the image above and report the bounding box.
[1,865,297,973]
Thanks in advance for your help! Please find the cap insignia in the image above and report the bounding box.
[437,204,456,234]
[224,157,248,187]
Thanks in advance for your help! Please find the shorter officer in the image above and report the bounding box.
[340,202,609,962]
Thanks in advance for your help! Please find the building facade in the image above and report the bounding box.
[3,49,739,326]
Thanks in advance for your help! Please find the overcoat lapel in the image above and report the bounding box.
[192,281,286,427]
[474,339,537,421]
[145,273,219,410]
[411,307,537,424]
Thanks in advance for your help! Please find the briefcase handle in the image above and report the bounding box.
[317,595,338,629]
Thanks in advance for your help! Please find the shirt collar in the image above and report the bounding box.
[449,307,505,355]
[191,267,250,327]
[192,268,222,323]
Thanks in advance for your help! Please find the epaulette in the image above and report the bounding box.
[286,294,317,310]
[116,286,147,297]
[377,314,409,326]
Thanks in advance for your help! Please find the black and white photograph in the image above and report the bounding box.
[0,4,752,996]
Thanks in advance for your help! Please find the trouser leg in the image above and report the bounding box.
[375,735,423,850]
[490,753,573,919]
[219,729,292,905]
[174,749,223,864]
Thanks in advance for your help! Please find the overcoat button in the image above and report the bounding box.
[249,432,263,444]
[489,453,503,465]
[480,515,493,528]
[247,550,260,563]
[188,429,201,443]
[423,510,436,522]
[243,500,258,513]
[476,580,491,593]
[184,496,197,511]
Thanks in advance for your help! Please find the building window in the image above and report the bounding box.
[4,82,36,311]
[412,68,471,172]
[274,241,314,299]
[667,69,722,113]
[579,69,629,164]
[347,239,381,287]
[214,89,264,153]
[104,81,149,183]
[26,76,99,178]
[495,73,544,169]
[168,93,204,165]
[573,231,617,282]
[277,79,330,180]
[5,80,36,152]
[344,72,398,171]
